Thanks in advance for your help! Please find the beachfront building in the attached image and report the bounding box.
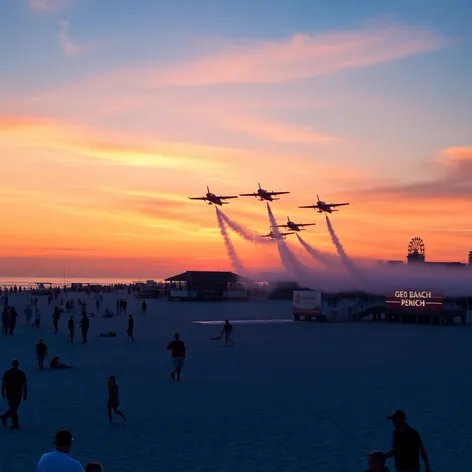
[164,271,251,301]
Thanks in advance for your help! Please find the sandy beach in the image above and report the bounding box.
[0,289,471,471]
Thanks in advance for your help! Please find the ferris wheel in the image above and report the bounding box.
[408,237,425,262]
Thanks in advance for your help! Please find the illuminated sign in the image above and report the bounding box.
[293,290,322,315]
[386,291,443,312]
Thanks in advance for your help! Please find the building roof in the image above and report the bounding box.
[165,271,249,283]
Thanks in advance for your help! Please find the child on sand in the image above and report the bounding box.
[107,376,126,424]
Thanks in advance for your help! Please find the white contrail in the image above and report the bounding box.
[296,233,333,268]
[325,215,363,279]
[215,207,245,273]
[266,203,307,277]
[219,211,273,244]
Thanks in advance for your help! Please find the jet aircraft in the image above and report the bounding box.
[260,229,295,240]
[188,186,238,206]
[276,216,316,232]
[298,194,349,213]
[240,183,290,201]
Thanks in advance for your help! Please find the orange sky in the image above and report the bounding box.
[1,8,471,279]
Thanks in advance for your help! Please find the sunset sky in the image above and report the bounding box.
[1,0,471,279]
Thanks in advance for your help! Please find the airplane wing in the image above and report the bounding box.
[239,193,258,197]
[218,195,238,200]
[188,197,207,200]
[268,191,290,196]
[260,234,270,238]
[276,224,289,228]
[298,223,316,227]
[298,205,318,209]
[328,203,349,207]
[283,232,295,236]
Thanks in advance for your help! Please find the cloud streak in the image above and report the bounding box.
[353,147,472,199]
[59,20,88,56]
[150,21,452,86]
[29,0,72,11]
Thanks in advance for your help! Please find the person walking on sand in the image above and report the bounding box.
[1,359,27,429]
[107,376,126,424]
[167,333,186,381]
[141,300,146,315]
[32,309,41,329]
[222,320,234,346]
[382,409,431,472]
[68,315,75,342]
[127,314,134,342]
[36,339,48,371]
[37,430,84,472]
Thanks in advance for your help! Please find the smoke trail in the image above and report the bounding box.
[325,215,362,278]
[296,233,333,268]
[219,211,273,245]
[215,208,245,273]
[266,203,306,276]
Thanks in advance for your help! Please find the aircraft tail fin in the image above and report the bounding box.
[207,186,210,193]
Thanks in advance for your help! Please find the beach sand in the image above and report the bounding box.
[1,290,471,471]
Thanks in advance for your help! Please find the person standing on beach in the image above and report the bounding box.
[1,359,27,429]
[127,314,134,342]
[68,315,75,343]
[2,306,10,334]
[79,313,89,343]
[53,306,61,334]
[222,320,234,346]
[32,309,41,329]
[36,339,48,370]
[107,376,126,423]
[167,333,186,381]
[37,430,84,472]
[9,307,18,335]
[382,409,431,472]
[141,300,146,315]
[25,305,32,326]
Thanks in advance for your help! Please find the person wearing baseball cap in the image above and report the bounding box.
[382,410,431,472]
[37,430,84,472]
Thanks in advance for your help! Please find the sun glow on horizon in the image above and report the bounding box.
[1,5,471,278]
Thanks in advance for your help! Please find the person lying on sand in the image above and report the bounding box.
[102,309,114,318]
[50,356,73,369]
[97,331,116,337]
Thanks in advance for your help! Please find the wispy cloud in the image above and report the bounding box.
[29,0,72,11]
[149,21,452,86]
[58,20,88,56]
[353,147,472,199]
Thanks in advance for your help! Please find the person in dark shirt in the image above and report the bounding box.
[36,339,48,370]
[167,333,186,381]
[382,409,431,472]
[127,314,134,342]
[141,300,146,315]
[1,359,27,429]
[107,376,126,423]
